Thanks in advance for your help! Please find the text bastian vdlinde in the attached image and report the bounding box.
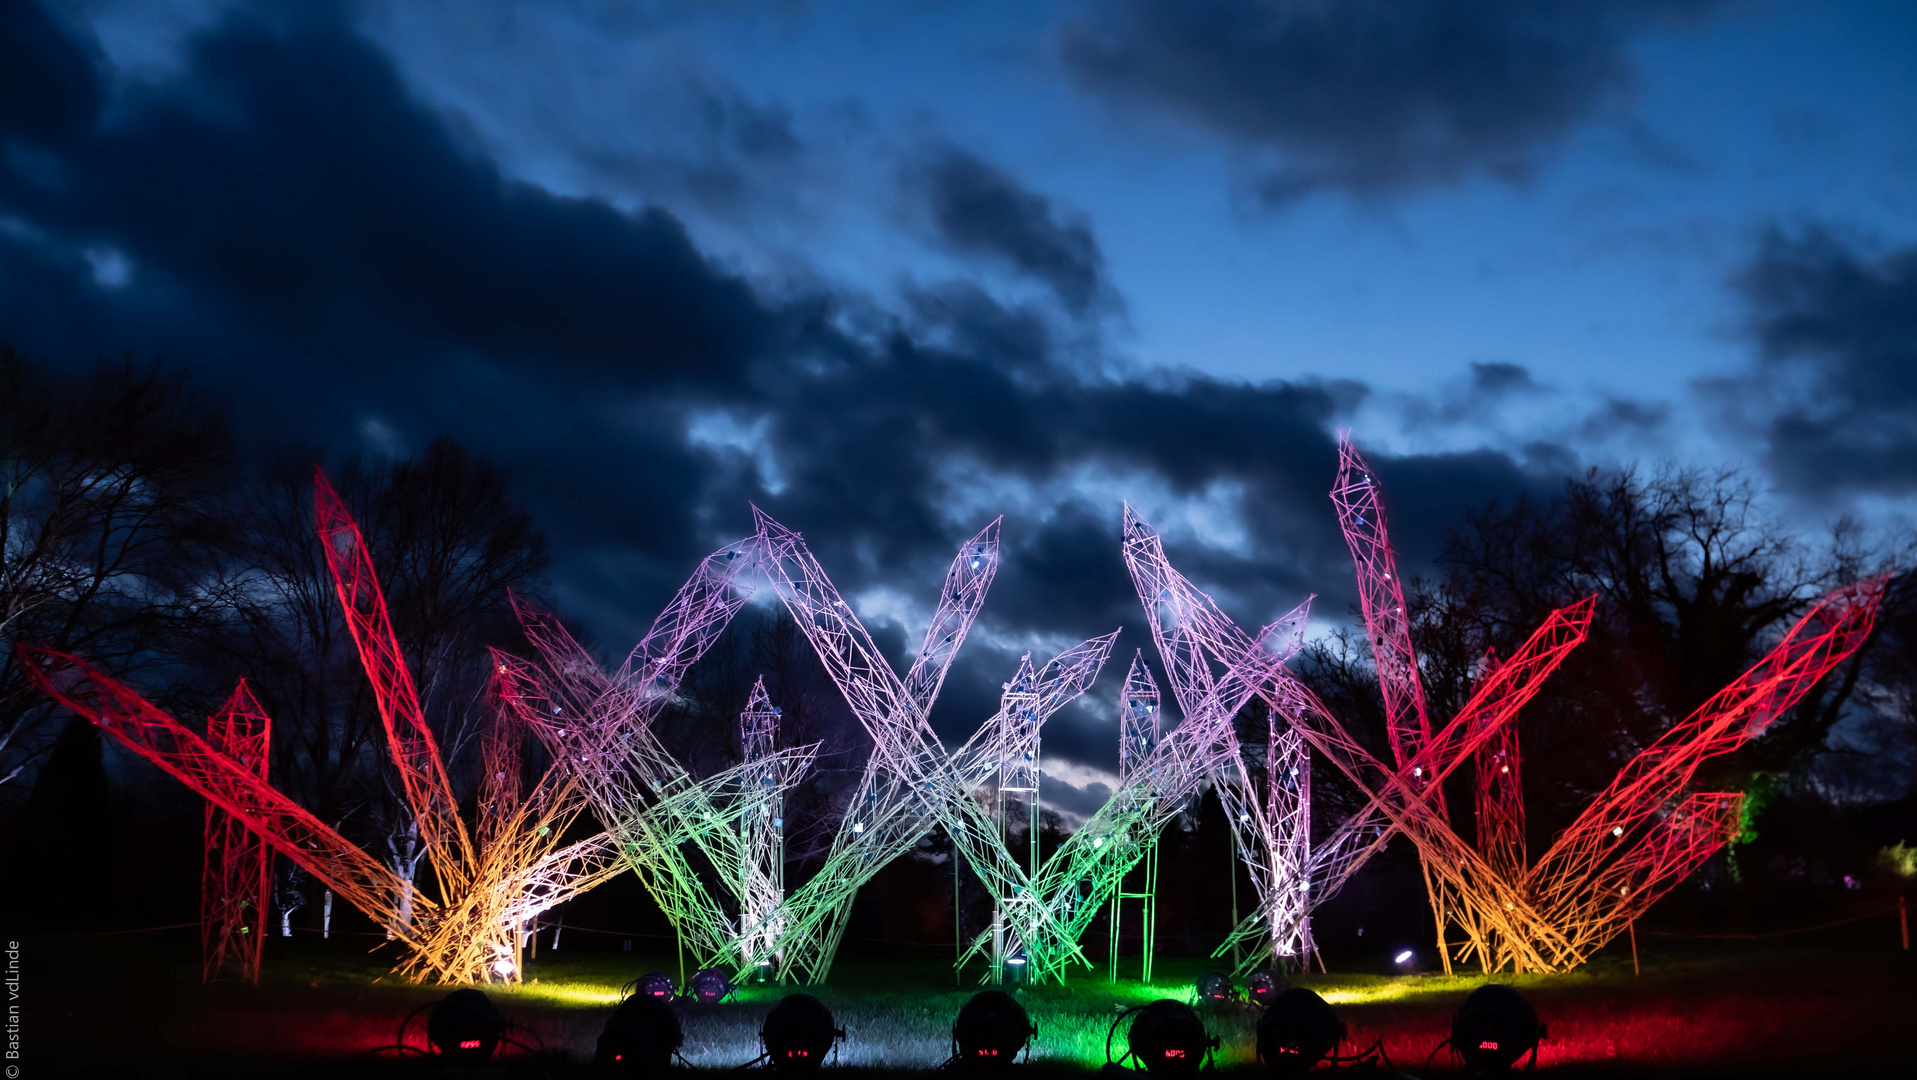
[5,940,17,1075]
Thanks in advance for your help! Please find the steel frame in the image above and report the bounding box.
[201,683,271,984]
[748,509,1115,984]
[1213,435,1888,973]
[23,472,626,983]
[507,549,818,978]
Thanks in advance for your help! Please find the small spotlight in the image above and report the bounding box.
[425,988,503,1064]
[1450,984,1543,1072]
[1195,970,1236,1005]
[1115,999,1216,1075]
[1393,950,1414,965]
[761,993,844,1071]
[595,992,682,1072]
[627,970,677,1001]
[1245,969,1289,1007]
[687,967,735,1004]
[1256,987,1345,1076]
[951,989,1035,1069]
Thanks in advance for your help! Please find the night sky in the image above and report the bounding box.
[5,1,1915,817]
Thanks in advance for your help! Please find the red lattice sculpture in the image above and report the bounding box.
[1268,435,1888,972]
[201,682,271,984]
[22,470,622,982]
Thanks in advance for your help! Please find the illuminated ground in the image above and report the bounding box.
[27,934,1915,1075]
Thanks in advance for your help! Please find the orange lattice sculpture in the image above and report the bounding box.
[23,470,621,983]
[1261,435,1887,973]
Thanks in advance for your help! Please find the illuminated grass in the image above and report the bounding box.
[29,938,1917,1074]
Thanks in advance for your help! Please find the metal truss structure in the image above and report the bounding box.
[22,473,627,983]
[748,509,1116,984]
[507,570,818,978]
[1119,508,1319,976]
[202,683,270,984]
[1234,434,1890,973]
[1106,653,1161,982]
[737,677,788,971]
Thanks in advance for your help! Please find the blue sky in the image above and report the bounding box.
[8,1,1917,808]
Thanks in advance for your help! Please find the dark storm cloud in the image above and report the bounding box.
[0,9,800,393]
[0,2,1560,773]
[1058,0,1714,203]
[0,0,99,145]
[904,145,1111,315]
[1720,225,1917,497]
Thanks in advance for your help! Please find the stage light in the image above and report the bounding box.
[595,992,682,1072]
[1109,999,1216,1075]
[688,967,735,1004]
[425,988,503,1064]
[628,970,677,1001]
[1195,970,1236,1004]
[1255,987,1344,1075]
[951,989,1036,1069]
[762,993,844,1071]
[1244,969,1289,1007]
[1450,984,1543,1072]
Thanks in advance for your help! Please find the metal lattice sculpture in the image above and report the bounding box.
[737,677,789,971]
[1106,653,1162,982]
[1210,435,1888,973]
[947,641,1116,980]
[978,513,1317,983]
[507,567,819,978]
[23,474,626,983]
[1119,508,1321,975]
[747,508,1115,983]
[202,683,271,984]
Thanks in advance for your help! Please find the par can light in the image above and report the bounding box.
[688,967,735,1004]
[762,993,845,1071]
[1256,987,1344,1076]
[1108,999,1216,1075]
[1451,983,1543,1072]
[951,989,1036,1069]
[1245,969,1289,1008]
[1194,970,1236,1005]
[595,991,682,1072]
[627,969,677,1001]
[425,988,503,1064]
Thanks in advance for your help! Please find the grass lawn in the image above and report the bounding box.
[21,930,1916,1076]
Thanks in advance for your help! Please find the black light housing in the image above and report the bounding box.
[1245,969,1289,1008]
[425,988,503,1064]
[1256,987,1344,1075]
[595,992,682,1072]
[630,970,677,1001]
[687,967,735,1004]
[1125,999,1215,1075]
[1451,984,1543,1072]
[952,989,1036,1069]
[762,992,844,1071]
[1194,971,1236,1005]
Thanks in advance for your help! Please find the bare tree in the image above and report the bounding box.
[210,438,547,925]
[0,352,239,792]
